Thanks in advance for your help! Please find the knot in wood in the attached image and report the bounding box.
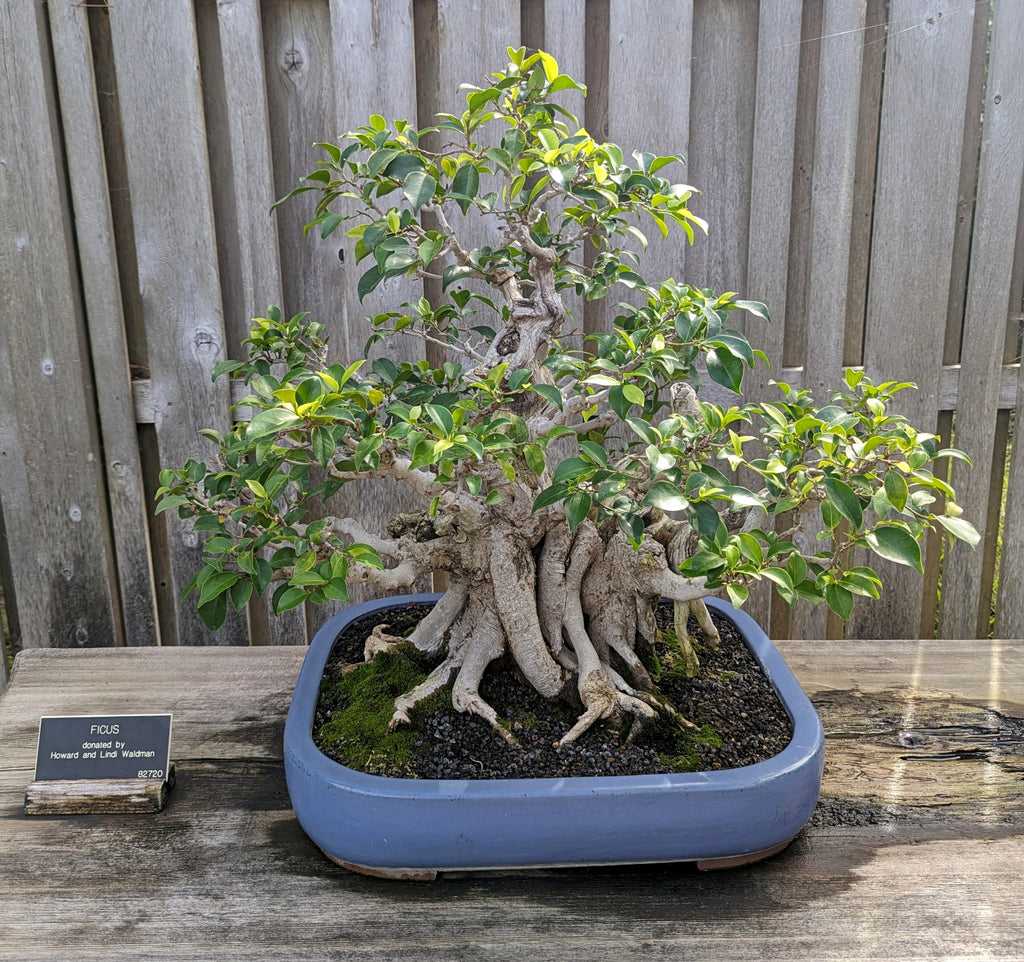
[283,48,305,74]
[495,327,520,356]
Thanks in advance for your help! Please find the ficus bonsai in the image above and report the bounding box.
[157,48,979,748]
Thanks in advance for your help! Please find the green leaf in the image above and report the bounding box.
[357,265,384,301]
[451,163,480,213]
[621,383,646,407]
[311,425,335,467]
[523,443,546,477]
[198,571,240,608]
[155,494,189,516]
[403,171,437,213]
[824,583,854,620]
[706,347,744,393]
[229,578,254,612]
[425,402,454,435]
[934,514,981,548]
[533,482,569,511]
[319,212,344,239]
[733,300,771,324]
[419,236,445,265]
[552,457,592,485]
[686,501,722,540]
[565,491,592,531]
[198,594,228,630]
[211,359,245,382]
[823,477,863,529]
[273,585,307,615]
[883,470,909,512]
[246,408,303,441]
[643,481,688,512]
[865,525,924,572]
[726,584,749,608]
[531,383,563,410]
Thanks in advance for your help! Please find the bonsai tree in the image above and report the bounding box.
[158,49,978,747]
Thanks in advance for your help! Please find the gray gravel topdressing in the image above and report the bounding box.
[314,600,793,780]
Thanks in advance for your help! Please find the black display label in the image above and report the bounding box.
[34,714,172,781]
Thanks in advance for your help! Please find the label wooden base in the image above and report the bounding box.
[24,764,175,815]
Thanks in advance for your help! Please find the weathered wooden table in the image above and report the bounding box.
[2,639,1022,960]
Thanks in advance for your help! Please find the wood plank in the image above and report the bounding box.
[106,1,248,646]
[0,1,121,651]
[606,0,694,313]
[197,0,307,647]
[855,0,976,640]
[320,0,431,615]
[2,643,1024,960]
[802,0,866,397]
[795,0,868,643]
[686,0,758,299]
[0,647,302,771]
[843,0,887,363]
[24,772,173,816]
[45,1,160,648]
[941,3,1024,638]
[743,0,803,637]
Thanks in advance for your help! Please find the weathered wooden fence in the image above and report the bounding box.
[2,0,1023,678]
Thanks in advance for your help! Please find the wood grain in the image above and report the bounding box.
[941,4,1024,637]
[3,1,1024,650]
[46,1,160,648]
[1,641,1023,960]
[106,0,248,646]
[24,771,173,816]
[856,0,976,639]
[0,1,121,652]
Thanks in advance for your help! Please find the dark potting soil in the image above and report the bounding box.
[313,600,793,780]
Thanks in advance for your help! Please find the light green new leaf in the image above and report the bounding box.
[934,514,981,548]
[246,408,303,441]
[865,525,923,572]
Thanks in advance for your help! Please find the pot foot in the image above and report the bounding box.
[324,851,438,881]
[696,837,794,870]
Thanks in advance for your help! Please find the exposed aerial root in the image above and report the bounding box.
[388,654,461,731]
[405,580,469,654]
[451,597,516,745]
[555,669,659,747]
[377,515,719,753]
[363,624,408,662]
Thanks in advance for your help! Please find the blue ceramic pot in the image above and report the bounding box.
[284,594,824,878]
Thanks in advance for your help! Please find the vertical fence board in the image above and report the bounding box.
[322,0,428,616]
[802,0,866,399]
[941,4,1024,638]
[745,0,803,637]
[687,0,758,299]
[844,0,887,365]
[47,2,160,648]
[107,0,247,646]
[854,0,975,640]
[606,0,693,322]
[2,1,1022,649]
[0,2,120,651]
[793,0,868,642]
[199,0,308,646]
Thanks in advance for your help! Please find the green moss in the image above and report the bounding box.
[314,644,441,774]
[657,723,723,772]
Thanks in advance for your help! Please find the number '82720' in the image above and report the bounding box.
[137,770,164,779]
